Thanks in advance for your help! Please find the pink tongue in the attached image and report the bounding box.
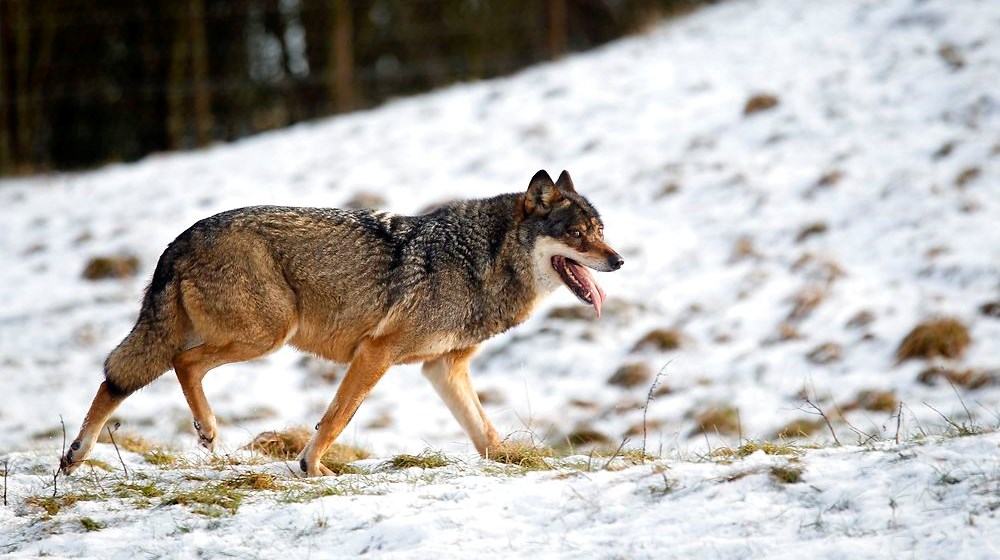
[568,260,607,317]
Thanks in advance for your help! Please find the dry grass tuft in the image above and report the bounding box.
[223,472,282,491]
[142,448,178,467]
[547,305,595,321]
[787,286,826,322]
[245,428,371,465]
[917,367,996,390]
[82,254,140,280]
[979,301,1000,318]
[842,390,898,413]
[730,235,759,262]
[806,342,843,365]
[164,483,242,516]
[954,166,980,188]
[764,323,803,345]
[774,418,827,440]
[387,451,451,470]
[795,222,828,243]
[937,42,965,70]
[80,517,106,532]
[743,93,780,115]
[691,405,740,436]
[632,328,684,352]
[565,427,612,447]
[487,442,554,470]
[97,431,153,454]
[896,317,971,361]
[343,191,387,209]
[846,310,875,329]
[607,363,652,388]
[26,494,92,517]
[658,182,681,197]
[711,441,801,459]
[791,254,845,284]
[815,169,844,189]
[770,465,804,484]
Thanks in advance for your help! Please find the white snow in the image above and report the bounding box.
[2,0,999,557]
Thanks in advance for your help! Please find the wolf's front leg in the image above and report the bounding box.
[298,337,393,477]
[60,381,129,474]
[422,346,500,457]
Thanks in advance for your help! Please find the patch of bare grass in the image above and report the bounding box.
[223,472,282,491]
[978,301,1000,318]
[386,451,451,470]
[954,166,980,188]
[691,405,740,436]
[631,328,685,352]
[163,482,243,517]
[26,493,95,518]
[82,254,140,280]
[343,191,387,209]
[896,317,971,361]
[710,441,801,459]
[743,93,780,115]
[564,427,612,447]
[96,431,153,454]
[787,285,826,322]
[730,236,759,262]
[770,465,804,484]
[806,342,843,365]
[142,448,178,467]
[846,310,875,329]
[795,222,828,243]
[917,367,997,390]
[841,390,899,413]
[487,442,554,471]
[245,428,370,468]
[774,418,827,440]
[608,363,652,388]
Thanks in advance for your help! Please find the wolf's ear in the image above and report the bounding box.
[555,170,576,193]
[524,170,562,215]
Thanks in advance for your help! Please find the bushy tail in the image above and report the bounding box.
[103,280,184,396]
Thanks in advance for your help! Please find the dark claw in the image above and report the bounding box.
[59,453,75,475]
[193,420,202,431]
[300,459,308,472]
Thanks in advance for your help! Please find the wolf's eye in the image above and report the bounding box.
[569,230,582,238]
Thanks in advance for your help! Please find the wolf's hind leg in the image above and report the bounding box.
[173,338,287,450]
[299,337,393,477]
[59,381,130,475]
[422,347,500,457]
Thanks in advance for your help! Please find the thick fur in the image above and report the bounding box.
[60,170,622,476]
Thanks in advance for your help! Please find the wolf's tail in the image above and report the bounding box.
[103,266,185,396]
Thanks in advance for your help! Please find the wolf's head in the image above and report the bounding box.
[519,170,624,316]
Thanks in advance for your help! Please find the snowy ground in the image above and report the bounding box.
[2,0,999,557]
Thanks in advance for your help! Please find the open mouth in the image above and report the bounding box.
[551,255,607,317]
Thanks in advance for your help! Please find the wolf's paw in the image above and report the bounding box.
[297,458,335,477]
[197,432,216,451]
[192,420,216,451]
[59,441,83,475]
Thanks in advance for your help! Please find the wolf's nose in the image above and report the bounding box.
[608,254,624,270]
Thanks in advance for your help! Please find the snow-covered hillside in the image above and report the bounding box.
[2,0,998,557]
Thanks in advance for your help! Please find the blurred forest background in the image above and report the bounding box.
[0,0,706,175]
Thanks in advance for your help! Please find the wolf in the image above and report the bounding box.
[59,170,623,477]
